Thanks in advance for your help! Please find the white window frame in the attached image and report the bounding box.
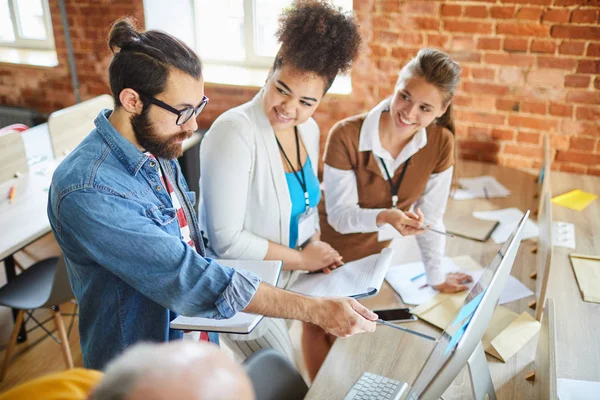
[0,0,55,50]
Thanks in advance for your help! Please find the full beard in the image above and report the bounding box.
[131,109,192,159]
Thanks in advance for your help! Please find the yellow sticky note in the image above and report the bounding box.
[552,189,597,211]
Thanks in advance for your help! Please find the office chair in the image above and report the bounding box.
[243,348,308,400]
[0,255,77,381]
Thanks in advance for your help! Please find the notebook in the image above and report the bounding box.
[287,248,395,299]
[569,254,600,304]
[444,214,499,242]
[169,259,282,334]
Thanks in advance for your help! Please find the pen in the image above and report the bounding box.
[419,283,429,289]
[410,272,426,281]
[483,185,489,199]
[8,185,16,204]
[376,319,438,342]
[423,225,455,238]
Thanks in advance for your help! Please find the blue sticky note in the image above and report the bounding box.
[451,291,485,328]
[444,312,475,356]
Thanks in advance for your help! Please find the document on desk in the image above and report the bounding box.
[386,255,533,306]
[170,260,282,334]
[451,175,510,200]
[552,221,576,249]
[288,248,394,298]
[557,378,600,400]
[569,254,600,304]
[473,208,539,244]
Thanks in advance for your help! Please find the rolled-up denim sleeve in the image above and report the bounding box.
[55,189,261,319]
[215,269,261,318]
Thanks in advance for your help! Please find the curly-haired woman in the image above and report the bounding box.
[198,1,362,364]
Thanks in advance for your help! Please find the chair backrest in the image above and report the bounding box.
[0,123,29,136]
[43,255,75,308]
[48,94,113,158]
[0,131,28,182]
[243,349,308,400]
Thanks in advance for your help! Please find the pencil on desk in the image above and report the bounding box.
[8,185,16,204]
[410,272,426,281]
[483,185,489,199]
[423,225,455,238]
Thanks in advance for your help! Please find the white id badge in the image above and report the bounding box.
[297,207,319,247]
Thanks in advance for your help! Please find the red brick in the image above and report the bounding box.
[561,120,600,137]
[565,75,591,88]
[537,57,578,71]
[497,22,550,37]
[516,7,543,20]
[550,134,570,150]
[556,151,600,165]
[491,6,516,19]
[531,40,556,54]
[590,168,600,177]
[576,106,600,121]
[381,0,401,13]
[452,94,471,107]
[498,0,553,4]
[577,60,600,75]
[508,115,559,132]
[570,138,597,151]
[450,52,482,63]
[477,37,501,51]
[450,36,476,51]
[464,6,488,18]
[456,110,506,126]
[551,25,600,40]
[466,96,497,110]
[518,132,542,144]
[595,77,600,90]
[504,157,534,170]
[468,126,491,140]
[427,34,449,48]
[566,90,600,105]
[459,140,501,154]
[444,21,493,34]
[542,9,571,23]
[369,44,389,57]
[588,44,600,58]
[559,42,585,56]
[471,67,495,80]
[492,128,516,141]
[376,30,400,43]
[485,53,535,67]
[441,4,462,17]
[559,164,588,174]
[401,1,439,15]
[413,17,440,31]
[522,101,547,114]
[463,82,509,96]
[554,0,599,5]
[549,103,573,118]
[496,98,520,111]
[571,9,599,24]
[504,38,529,52]
[504,144,543,159]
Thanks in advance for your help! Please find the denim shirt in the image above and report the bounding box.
[47,110,261,370]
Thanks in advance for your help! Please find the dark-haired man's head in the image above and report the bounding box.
[262,0,361,133]
[106,19,205,159]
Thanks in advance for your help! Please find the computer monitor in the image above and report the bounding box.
[405,211,531,400]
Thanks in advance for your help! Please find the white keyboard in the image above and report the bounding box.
[343,372,408,400]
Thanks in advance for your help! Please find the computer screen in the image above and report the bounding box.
[407,212,529,399]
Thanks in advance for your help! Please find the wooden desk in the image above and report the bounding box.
[307,161,594,400]
[547,171,600,383]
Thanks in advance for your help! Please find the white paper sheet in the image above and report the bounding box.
[558,378,600,400]
[288,248,394,298]
[473,208,539,244]
[378,223,402,242]
[451,175,511,200]
[552,221,576,249]
[386,256,533,305]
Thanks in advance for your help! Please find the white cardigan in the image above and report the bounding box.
[198,89,320,260]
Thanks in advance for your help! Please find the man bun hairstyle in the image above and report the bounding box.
[274,0,361,93]
[107,18,202,108]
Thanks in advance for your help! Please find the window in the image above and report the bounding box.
[194,0,352,68]
[0,0,55,50]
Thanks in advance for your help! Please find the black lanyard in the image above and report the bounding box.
[379,156,410,209]
[275,127,309,210]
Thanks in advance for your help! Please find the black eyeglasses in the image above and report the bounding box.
[137,91,209,126]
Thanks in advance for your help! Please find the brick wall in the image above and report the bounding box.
[0,0,143,114]
[1,0,598,175]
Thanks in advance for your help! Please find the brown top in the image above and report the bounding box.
[319,113,455,262]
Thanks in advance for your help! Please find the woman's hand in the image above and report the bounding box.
[377,207,426,236]
[300,241,343,272]
[432,272,473,293]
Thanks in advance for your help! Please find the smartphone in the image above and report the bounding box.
[374,308,417,322]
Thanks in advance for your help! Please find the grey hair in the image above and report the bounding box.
[89,342,161,400]
[395,48,461,135]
